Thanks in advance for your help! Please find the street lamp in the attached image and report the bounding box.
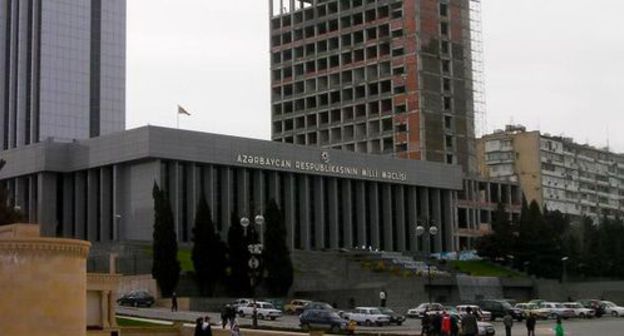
[415,218,438,306]
[561,256,569,283]
[240,214,265,329]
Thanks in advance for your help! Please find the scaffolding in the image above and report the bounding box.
[469,0,487,137]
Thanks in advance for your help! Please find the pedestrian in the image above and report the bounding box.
[194,317,204,336]
[431,312,442,336]
[526,313,536,336]
[441,311,451,336]
[379,289,387,307]
[221,305,229,329]
[554,317,564,336]
[202,316,213,336]
[503,312,513,336]
[460,307,478,336]
[421,309,431,336]
[230,319,241,336]
[450,312,459,336]
[171,292,178,312]
[348,297,356,309]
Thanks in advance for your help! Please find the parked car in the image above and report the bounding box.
[578,299,606,317]
[284,299,312,315]
[116,290,155,308]
[537,302,575,319]
[237,301,282,320]
[406,302,444,318]
[378,307,406,325]
[299,309,348,333]
[562,302,594,318]
[601,301,624,317]
[479,299,523,321]
[232,298,253,309]
[345,307,391,326]
[457,305,492,321]
[449,311,495,336]
[515,303,548,320]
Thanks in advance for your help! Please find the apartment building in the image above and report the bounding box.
[269,0,479,173]
[478,125,624,220]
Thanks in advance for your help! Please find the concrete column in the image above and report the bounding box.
[112,165,126,241]
[74,172,87,240]
[108,291,115,327]
[408,187,419,252]
[368,183,380,249]
[101,291,109,328]
[382,184,393,251]
[442,190,454,252]
[419,188,430,254]
[185,164,196,242]
[171,162,182,241]
[203,165,217,224]
[432,189,443,253]
[237,168,250,217]
[327,178,339,249]
[284,173,296,250]
[355,181,366,247]
[254,170,265,214]
[268,172,281,205]
[220,167,233,236]
[62,175,74,238]
[27,176,37,226]
[37,173,57,237]
[395,185,406,252]
[100,168,112,242]
[87,170,99,241]
[341,180,353,249]
[298,175,311,250]
[313,176,325,249]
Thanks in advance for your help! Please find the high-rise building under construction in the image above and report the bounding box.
[269,0,482,173]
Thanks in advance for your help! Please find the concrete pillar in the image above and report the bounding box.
[203,165,217,224]
[62,175,74,238]
[101,291,109,328]
[220,167,233,236]
[37,173,57,237]
[254,170,265,214]
[408,187,419,252]
[368,183,380,249]
[268,172,281,205]
[298,175,311,250]
[395,185,406,252]
[355,181,366,247]
[100,168,112,242]
[284,173,296,250]
[237,168,250,217]
[432,189,443,253]
[419,188,430,254]
[341,180,353,249]
[327,178,339,249]
[112,165,126,242]
[313,176,325,249]
[442,190,454,252]
[382,184,393,251]
[87,170,99,241]
[74,172,86,240]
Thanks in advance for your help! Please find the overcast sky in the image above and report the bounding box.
[127,0,624,153]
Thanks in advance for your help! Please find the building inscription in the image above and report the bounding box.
[236,154,407,182]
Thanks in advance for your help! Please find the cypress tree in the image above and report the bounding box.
[263,199,294,296]
[151,182,181,297]
[191,192,226,296]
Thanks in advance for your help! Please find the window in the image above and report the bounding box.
[440,22,449,36]
[439,3,449,17]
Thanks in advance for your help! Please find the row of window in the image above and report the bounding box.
[275,132,397,154]
[273,79,394,102]
[273,96,393,116]
[274,114,395,135]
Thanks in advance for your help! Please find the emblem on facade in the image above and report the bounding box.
[320,151,330,163]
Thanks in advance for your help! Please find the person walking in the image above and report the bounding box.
[460,307,479,336]
[450,312,459,336]
[431,312,442,336]
[171,292,178,312]
[194,317,204,336]
[421,310,431,336]
[230,319,241,336]
[503,312,514,336]
[441,311,452,336]
[554,317,565,336]
[379,289,388,307]
[202,316,213,336]
[221,305,229,329]
[526,313,536,336]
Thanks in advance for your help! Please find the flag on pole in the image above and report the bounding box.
[177,105,191,116]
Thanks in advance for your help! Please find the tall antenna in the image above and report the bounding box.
[469,0,487,137]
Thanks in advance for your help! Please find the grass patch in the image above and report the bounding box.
[116,317,170,327]
[449,260,524,278]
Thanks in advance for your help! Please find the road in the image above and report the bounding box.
[117,307,624,335]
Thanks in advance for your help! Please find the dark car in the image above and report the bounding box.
[300,309,348,333]
[478,300,523,321]
[116,290,155,308]
[378,307,406,325]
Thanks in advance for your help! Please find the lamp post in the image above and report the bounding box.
[415,218,438,305]
[561,256,569,284]
[240,214,265,329]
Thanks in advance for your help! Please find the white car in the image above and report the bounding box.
[406,303,444,318]
[457,305,492,321]
[602,301,624,317]
[537,302,575,319]
[232,298,253,309]
[237,301,282,320]
[562,302,594,318]
[345,307,391,326]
